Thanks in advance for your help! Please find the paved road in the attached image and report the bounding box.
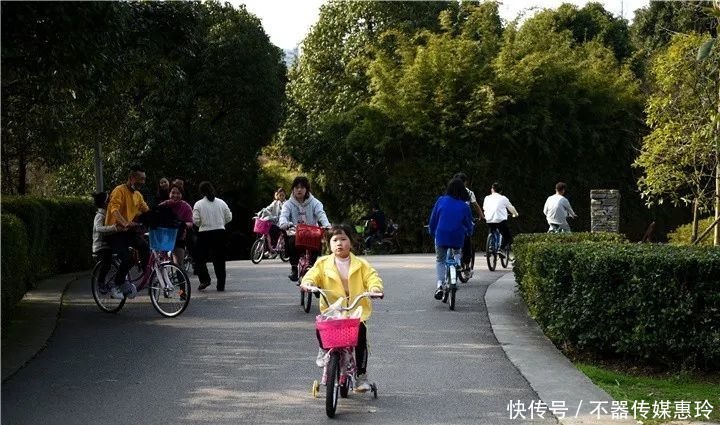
[2,254,553,424]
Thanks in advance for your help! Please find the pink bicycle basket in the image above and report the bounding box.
[253,217,272,235]
[316,316,361,349]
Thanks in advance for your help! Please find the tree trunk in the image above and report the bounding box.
[692,198,699,243]
[17,148,27,195]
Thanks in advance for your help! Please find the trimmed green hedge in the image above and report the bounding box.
[1,214,30,323]
[513,233,720,370]
[1,197,95,324]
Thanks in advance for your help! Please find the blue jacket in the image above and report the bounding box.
[428,195,474,248]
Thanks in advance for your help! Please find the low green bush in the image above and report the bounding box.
[514,236,720,370]
[667,216,715,247]
[1,214,30,325]
[1,196,53,277]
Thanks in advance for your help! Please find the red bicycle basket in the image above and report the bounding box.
[316,317,361,349]
[295,224,323,251]
[253,217,272,235]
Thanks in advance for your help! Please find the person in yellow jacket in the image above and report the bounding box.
[301,223,384,393]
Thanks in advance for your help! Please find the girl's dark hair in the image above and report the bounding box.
[170,184,184,197]
[446,178,469,201]
[92,192,108,208]
[291,176,311,200]
[328,223,357,248]
[199,181,216,202]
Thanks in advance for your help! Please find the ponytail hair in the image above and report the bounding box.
[199,181,216,202]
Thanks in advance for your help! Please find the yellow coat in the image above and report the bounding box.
[301,253,383,322]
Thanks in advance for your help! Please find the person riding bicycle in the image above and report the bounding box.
[104,165,151,298]
[482,182,518,257]
[279,176,331,283]
[360,203,386,248]
[543,182,577,233]
[428,178,474,300]
[453,172,484,271]
[257,187,287,251]
[301,223,384,393]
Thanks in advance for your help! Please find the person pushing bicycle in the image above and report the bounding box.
[301,223,384,393]
[482,182,518,257]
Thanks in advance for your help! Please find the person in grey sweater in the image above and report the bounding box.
[543,182,577,233]
[278,176,330,282]
[92,192,120,296]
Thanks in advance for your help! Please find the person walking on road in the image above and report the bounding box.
[193,181,232,291]
[543,182,577,233]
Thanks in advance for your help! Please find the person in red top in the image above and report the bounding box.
[159,184,193,268]
[105,165,150,298]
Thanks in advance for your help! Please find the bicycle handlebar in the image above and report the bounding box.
[299,284,384,311]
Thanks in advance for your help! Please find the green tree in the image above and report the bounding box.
[634,33,719,241]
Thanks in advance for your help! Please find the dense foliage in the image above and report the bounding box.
[513,234,720,370]
[1,1,286,198]
[279,1,654,247]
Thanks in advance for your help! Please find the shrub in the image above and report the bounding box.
[667,216,715,247]
[1,214,30,325]
[514,235,720,370]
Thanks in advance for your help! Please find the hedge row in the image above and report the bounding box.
[1,197,95,324]
[513,233,720,370]
[667,216,715,247]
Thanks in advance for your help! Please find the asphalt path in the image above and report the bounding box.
[2,254,554,424]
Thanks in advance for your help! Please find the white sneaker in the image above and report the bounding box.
[354,373,371,393]
[315,348,327,367]
[110,287,125,300]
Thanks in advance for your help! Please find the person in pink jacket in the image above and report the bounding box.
[160,185,193,268]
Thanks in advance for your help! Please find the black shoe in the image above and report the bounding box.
[198,281,211,291]
[288,266,299,282]
[434,288,443,300]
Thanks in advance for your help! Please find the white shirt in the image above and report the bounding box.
[482,193,518,223]
[543,194,576,225]
[193,197,232,232]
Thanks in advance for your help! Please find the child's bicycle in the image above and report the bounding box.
[250,216,288,264]
[294,223,325,313]
[300,285,384,418]
[90,227,191,318]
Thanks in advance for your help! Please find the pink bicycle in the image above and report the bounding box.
[250,216,288,264]
[300,285,384,418]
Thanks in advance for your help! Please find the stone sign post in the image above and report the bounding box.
[590,189,619,232]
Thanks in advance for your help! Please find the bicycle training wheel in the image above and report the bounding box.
[250,238,265,264]
[149,263,191,318]
[326,352,341,418]
[91,259,126,313]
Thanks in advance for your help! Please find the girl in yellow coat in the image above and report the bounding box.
[302,223,384,392]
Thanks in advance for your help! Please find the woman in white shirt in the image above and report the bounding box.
[193,181,232,291]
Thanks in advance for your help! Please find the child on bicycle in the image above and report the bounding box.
[301,223,384,393]
[92,192,121,296]
[428,178,474,300]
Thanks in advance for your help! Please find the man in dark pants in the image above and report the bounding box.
[105,165,150,298]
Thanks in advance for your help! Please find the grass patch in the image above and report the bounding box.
[576,363,720,424]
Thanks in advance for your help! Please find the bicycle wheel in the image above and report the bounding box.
[501,246,511,268]
[449,287,457,311]
[302,288,312,313]
[250,238,265,264]
[278,237,289,262]
[149,263,191,318]
[91,259,126,313]
[326,352,341,418]
[340,374,350,398]
[485,234,497,271]
[459,249,475,283]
